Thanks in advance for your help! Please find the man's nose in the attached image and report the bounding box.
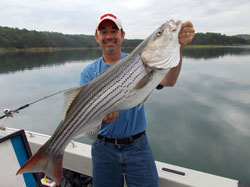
[106,31,113,38]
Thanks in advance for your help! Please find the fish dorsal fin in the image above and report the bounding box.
[63,85,87,119]
[134,71,153,90]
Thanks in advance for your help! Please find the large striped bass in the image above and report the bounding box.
[17,19,182,185]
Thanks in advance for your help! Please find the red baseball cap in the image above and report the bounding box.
[96,13,123,30]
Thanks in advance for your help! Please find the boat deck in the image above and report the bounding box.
[0,127,247,187]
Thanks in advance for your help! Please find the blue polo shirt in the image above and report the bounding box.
[79,53,147,138]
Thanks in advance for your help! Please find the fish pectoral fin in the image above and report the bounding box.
[63,85,87,119]
[134,72,153,90]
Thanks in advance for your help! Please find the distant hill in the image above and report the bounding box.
[0,26,142,49]
[190,32,249,45]
[235,34,250,40]
[0,26,249,50]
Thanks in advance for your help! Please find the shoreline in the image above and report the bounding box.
[0,47,100,54]
[0,45,249,55]
[0,46,137,54]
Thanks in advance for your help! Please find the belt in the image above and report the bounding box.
[97,131,145,145]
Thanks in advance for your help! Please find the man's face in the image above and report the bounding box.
[95,20,125,55]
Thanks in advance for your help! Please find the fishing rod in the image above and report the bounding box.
[0,87,75,120]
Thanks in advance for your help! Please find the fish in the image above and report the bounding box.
[16,19,182,185]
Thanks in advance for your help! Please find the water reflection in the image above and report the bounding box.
[0,49,102,74]
[182,46,250,59]
[1,46,250,74]
[0,46,250,183]
[146,66,250,181]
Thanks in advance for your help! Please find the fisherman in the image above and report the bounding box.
[80,13,194,187]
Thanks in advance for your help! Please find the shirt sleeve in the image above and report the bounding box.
[79,65,94,86]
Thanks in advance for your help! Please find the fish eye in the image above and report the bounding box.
[156,31,162,37]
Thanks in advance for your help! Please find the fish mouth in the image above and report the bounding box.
[167,20,182,33]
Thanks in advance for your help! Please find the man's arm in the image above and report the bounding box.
[96,22,194,123]
[160,21,195,87]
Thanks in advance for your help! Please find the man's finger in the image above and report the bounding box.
[179,31,195,38]
[103,111,119,123]
[181,21,194,29]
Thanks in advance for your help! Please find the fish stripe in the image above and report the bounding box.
[16,20,182,186]
[49,54,145,152]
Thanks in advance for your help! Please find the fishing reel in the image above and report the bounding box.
[0,109,15,130]
[3,108,17,117]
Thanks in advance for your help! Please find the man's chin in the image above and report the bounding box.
[105,47,118,54]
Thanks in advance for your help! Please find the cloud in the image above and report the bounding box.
[0,0,250,38]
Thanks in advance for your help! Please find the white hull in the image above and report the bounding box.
[0,127,240,187]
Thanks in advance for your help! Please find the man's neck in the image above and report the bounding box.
[103,52,121,65]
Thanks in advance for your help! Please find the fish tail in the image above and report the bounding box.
[16,144,63,185]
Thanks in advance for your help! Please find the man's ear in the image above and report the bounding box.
[95,31,100,44]
[121,31,125,41]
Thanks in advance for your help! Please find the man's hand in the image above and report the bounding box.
[179,21,195,47]
[103,111,119,123]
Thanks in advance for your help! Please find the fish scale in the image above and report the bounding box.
[16,19,182,185]
[49,68,124,150]
[50,70,127,152]
[51,50,156,155]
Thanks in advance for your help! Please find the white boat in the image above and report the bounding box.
[0,127,248,187]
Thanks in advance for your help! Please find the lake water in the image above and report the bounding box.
[0,46,250,183]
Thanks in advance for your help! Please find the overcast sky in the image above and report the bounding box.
[1,0,250,39]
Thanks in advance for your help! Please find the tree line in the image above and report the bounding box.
[0,26,98,48]
[0,26,142,49]
[0,26,249,49]
[190,32,249,45]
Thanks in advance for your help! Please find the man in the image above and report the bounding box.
[80,13,194,187]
